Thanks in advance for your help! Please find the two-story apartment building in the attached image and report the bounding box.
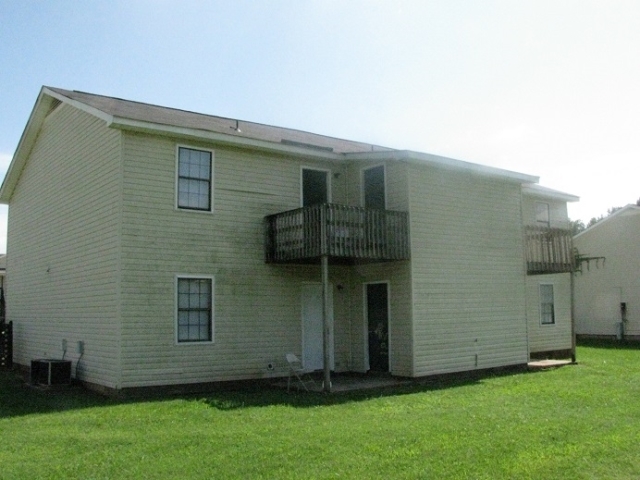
[0,87,577,393]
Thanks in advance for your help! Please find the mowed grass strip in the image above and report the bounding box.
[2,341,640,479]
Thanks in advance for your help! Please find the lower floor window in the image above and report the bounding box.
[540,284,555,325]
[177,276,213,342]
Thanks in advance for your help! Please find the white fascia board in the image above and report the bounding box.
[42,87,114,124]
[345,150,539,184]
[0,89,53,202]
[109,117,342,161]
[522,183,579,203]
[0,88,117,203]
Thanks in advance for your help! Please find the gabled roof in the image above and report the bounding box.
[1,86,542,202]
[574,204,640,239]
[45,87,390,156]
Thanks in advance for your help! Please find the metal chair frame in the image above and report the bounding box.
[286,353,316,392]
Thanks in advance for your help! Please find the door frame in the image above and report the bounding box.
[301,282,334,370]
[363,280,391,372]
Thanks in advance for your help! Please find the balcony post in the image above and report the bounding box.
[570,266,577,363]
[321,254,332,393]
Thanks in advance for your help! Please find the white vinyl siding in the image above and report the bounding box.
[119,134,358,387]
[526,274,572,353]
[408,163,528,376]
[6,104,122,388]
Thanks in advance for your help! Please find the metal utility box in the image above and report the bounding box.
[30,359,72,386]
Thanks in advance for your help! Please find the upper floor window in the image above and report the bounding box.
[177,147,213,211]
[535,202,550,227]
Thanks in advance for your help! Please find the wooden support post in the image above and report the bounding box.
[321,254,332,392]
[570,269,577,363]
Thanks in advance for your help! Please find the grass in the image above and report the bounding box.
[2,340,640,479]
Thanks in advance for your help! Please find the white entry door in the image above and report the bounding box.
[302,283,334,371]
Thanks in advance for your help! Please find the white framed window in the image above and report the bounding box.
[535,202,550,227]
[540,283,555,325]
[176,146,213,211]
[175,275,214,343]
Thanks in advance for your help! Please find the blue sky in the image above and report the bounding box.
[1,0,639,253]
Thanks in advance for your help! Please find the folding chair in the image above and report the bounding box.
[286,353,316,392]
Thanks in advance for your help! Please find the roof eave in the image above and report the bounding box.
[522,183,580,203]
[110,117,342,161]
[0,87,117,203]
[345,150,539,184]
[574,204,640,239]
[0,88,52,203]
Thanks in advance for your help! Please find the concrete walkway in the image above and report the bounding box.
[276,372,411,393]
[278,360,574,394]
[527,359,573,370]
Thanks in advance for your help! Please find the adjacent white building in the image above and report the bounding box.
[574,205,640,339]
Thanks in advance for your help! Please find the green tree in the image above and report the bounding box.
[570,219,586,236]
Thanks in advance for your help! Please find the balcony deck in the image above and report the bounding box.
[525,225,574,275]
[265,204,410,264]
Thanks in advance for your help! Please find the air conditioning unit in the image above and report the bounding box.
[30,359,72,386]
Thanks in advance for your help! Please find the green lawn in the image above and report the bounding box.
[2,341,640,479]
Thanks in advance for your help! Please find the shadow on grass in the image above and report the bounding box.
[0,363,559,418]
[0,369,120,419]
[200,365,538,411]
[201,377,480,411]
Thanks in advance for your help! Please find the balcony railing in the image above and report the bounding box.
[265,204,410,264]
[525,225,574,274]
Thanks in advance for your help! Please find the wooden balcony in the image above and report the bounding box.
[265,204,410,264]
[525,225,574,275]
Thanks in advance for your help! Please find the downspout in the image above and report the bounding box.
[519,189,531,361]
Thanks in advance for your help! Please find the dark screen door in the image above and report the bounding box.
[367,282,389,372]
[302,168,328,206]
